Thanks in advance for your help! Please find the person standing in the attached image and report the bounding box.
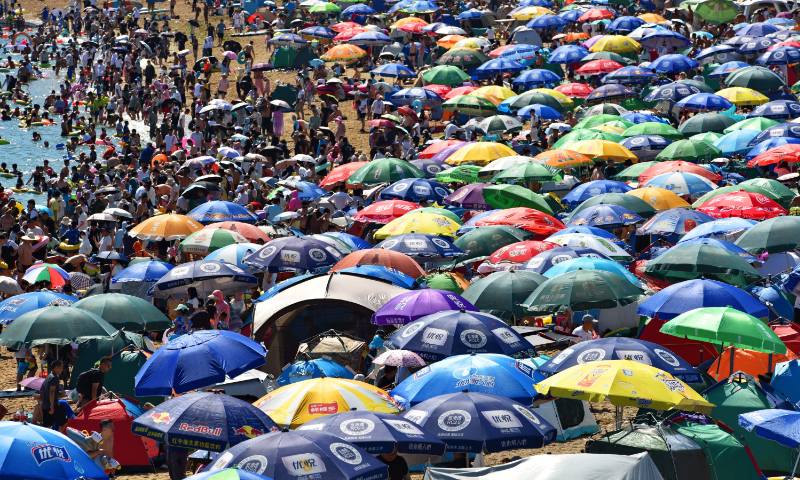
[41,360,67,432]
[75,357,112,406]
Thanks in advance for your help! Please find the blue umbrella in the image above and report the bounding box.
[135,331,267,395]
[342,4,375,15]
[205,430,388,480]
[112,260,174,284]
[0,422,108,480]
[323,233,372,251]
[736,23,781,37]
[737,36,777,54]
[748,123,800,146]
[404,0,439,13]
[640,30,691,49]
[557,9,584,22]
[557,225,625,241]
[526,14,567,29]
[739,409,800,480]
[372,289,477,325]
[290,181,327,200]
[637,209,714,235]
[607,16,644,32]
[696,44,738,60]
[675,93,734,112]
[392,87,443,107]
[385,310,537,362]
[757,46,800,66]
[421,22,447,32]
[378,178,451,203]
[585,84,637,104]
[767,29,800,41]
[375,234,465,262]
[709,61,752,78]
[186,470,271,480]
[649,54,699,74]
[456,9,484,19]
[748,284,794,321]
[768,89,800,101]
[643,171,717,196]
[644,82,702,102]
[747,100,800,119]
[518,104,563,120]
[186,201,259,224]
[242,237,343,273]
[255,275,314,303]
[494,44,540,61]
[149,260,257,297]
[350,31,392,47]
[712,129,762,156]
[387,0,412,12]
[723,35,756,48]
[562,180,632,205]
[268,33,307,47]
[456,209,502,235]
[620,135,673,159]
[603,65,657,84]
[676,238,759,262]
[771,361,800,406]
[542,256,640,284]
[402,392,556,452]
[621,112,665,123]
[520,0,553,7]
[638,277,768,321]
[548,45,590,64]
[520,245,613,273]
[277,357,355,385]
[390,353,544,408]
[300,26,335,39]
[0,292,77,325]
[335,265,418,289]
[298,411,446,455]
[679,218,757,241]
[566,204,642,229]
[205,243,263,273]
[411,158,452,178]
[131,392,279,451]
[747,137,800,160]
[475,58,527,75]
[513,69,561,87]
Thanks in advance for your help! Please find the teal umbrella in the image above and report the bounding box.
[734,217,800,255]
[503,91,565,113]
[739,178,797,207]
[0,306,117,349]
[491,162,562,183]
[522,269,645,313]
[622,122,684,140]
[677,113,737,134]
[452,225,530,265]
[461,270,548,320]
[655,139,722,161]
[643,243,763,287]
[567,192,657,219]
[71,293,173,331]
[725,66,786,94]
[482,185,554,214]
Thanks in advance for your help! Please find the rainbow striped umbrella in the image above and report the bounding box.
[22,263,70,288]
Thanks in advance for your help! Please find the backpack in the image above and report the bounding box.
[75,368,99,396]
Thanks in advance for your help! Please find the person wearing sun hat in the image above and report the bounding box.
[572,314,599,344]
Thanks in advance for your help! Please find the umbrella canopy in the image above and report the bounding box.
[422,65,472,86]
[542,256,641,285]
[353,200,421,224]
[436,48,490,69]
[565,139,638,161]
[375,234,465,263]
[444,183,492,210]
[546,232,633,262]
[695,191,786,219]
[22,263,70,288]
[331,249,426,278]
[739,410,800,456]
[149,260,257,298]
[638,209,715,235]
[0,306,116,349]
[130,214,202,241]
[655,139,722,161]
[0,292,76,325]
[483,185,554,214]
[72,293,172,331]
[568,192,657,219]
[477,240,559,274]
[534,149,595,169]
[372,289,477,326]
[277,357,355,386]
[734,216,800,255]
[112,260,174,284]
[378,178,451,204]
[621,122,683,139]
[373,349,426,368]
[567,204,642,229]
[638,160,722,184]
[638,278,769,321]
[203,222,271,244]
[695,0,739,24]
[520,245,614,273]
[463,269,548,321]
[243,237,344,273]
[562,180,633,205]
[348,158,426,186]
[178,228,250,254]
[643,243,763,287]
[472,209,564,236]
[522,269,644,312]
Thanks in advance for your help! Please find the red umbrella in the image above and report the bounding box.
[367,119,398,128]
[247,13,263,23]
[397,106,419,121]
[577,8,616,22]
[319,162,369,190]
[331,250,426,278]
[474,208,566,235]
[203,222,271,243]
[331,21,361,32]
[423,84,452,97]
[476,240,559,273]
[554,82,594,99]
[445,86,478,99]
[352,200,422,223]
[638,160,722,184]
[333,28,366,42]
[747,144,800,167]
[419,140,465,159]
[398,22,427,34]
[575,60,624,75]
[768,40,800,50]
[696,191,786,219]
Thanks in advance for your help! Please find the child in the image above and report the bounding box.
[217,311,229,331]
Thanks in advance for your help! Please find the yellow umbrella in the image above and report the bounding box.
[715,87,770,106]
[374,211,461,239]
[637,13,668,24]
[451,37,491,51]
[129,214,202,241]
[444,142,517,166]
[566,139,638,161]
[627,187,692,212]
[254,378,403,429]
[466,92,504,106]
[534,149,596,169]
[437,34,467,48]
[588,35,641,53]
[530,88,575,110]
[391,16,429,27]
[320,44,367,62]
[473,85,517,101]
[591,125,626,134]
[533,360,714,413]
[511,6,553,20]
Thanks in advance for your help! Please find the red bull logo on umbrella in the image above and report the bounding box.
[233,425,271,438]
[149,412,172,424]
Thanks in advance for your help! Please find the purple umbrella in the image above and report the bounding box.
[371,289,479,325]
[373,349,427,367]
[581,35,608,49]
[430,141,475,162]
[19,377,64,392]
[443,183,492,210]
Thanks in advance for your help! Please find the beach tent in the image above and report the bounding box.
[587,424,713,480]
[670,418,762,480]
[292,47,319,70]
[423,452,662,480]
[508,26,544,48]
[531,398,599,441]
[271,84,300,109]
[707,347,799,380]
[637,316,719,366]
[703,375,797,473]
[771,359,800,405]
[270,47,298,69]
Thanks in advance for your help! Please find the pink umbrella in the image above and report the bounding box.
[223,50,238,59]
[373,350,426,368]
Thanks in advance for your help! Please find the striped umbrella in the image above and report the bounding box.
[23,263,71,288]
[178,229,250,254]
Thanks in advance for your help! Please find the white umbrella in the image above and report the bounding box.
[199,105,221,114]
[0,277,23,295]
[86,213,117,222]
[291,154,315,163]
[103,208,133,218]
[479,156,534,174]
[273,211,300,221]
[436,26,467,35]
[218,146,241,159]
[246,153,267,162]
[545,233,633,262]
[270,100,291,109]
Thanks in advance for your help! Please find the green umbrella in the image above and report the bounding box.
[690,132,724,143]
[739,178,796,207]
[178,228,248,254]
[599,120,634,130]
[552,129,625,149]
[477,115,523,135]
[422,65,471,86]
[522,269,645,313]
[694,0,739,24]
[0,306,117,349]
[442,96,498,116]
[733,217,800,255]
[435,165,483,183]
[643,243,763,288]
[461,270,548,320]
[655,139,722,161]
[660,306,785,354]
[452,225,530,265]
[677,113,737,135]
[348,158,425,186]
[676,79,715,93]
[615,161,657,182]
[491,162,562,183]
[580,51,627,64]
[72,293,173,331]
[503,91,565,113]
[723,117,780,133]
[381,114,403,124]
[415,207,463,224]
[692,184,782,209]
[620,97,649,111]
[725,66,786,94]
[482,185,554,214]
[418,271,471,294]
[309,2,341,11]
[622,122,684,140]
[568,192,657,219]
[436,48,490,70]
[575,114,633,130]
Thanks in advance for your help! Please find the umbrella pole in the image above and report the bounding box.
[790,447,800,480]
[615,406,622,430]
[768,352,773,375]
[729,345,735,376]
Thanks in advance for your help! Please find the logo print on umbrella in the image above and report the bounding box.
[31,444,71,466]
[339,419,375,436]
[330,443,363,465]
[237,455,268,475]
[438,410,472,432]
[149,412,172,424]
[232,425,265,438]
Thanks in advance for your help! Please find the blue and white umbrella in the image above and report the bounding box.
[678,218,757,242]
[206,430,388,480]
[411,158,452,178]
[526,14,567,29]
[278,357,355,386]
[639,278,768,321]
[748,123,800,146]
[513,69,561,87]
[620,135,672,160]
[495,44,540,61]
[696,44,738,60]
[300,26,335,39]
[736,23,781,37]
[0,292,76,325]
[112,260,174,284]
[649,54,699,74]
[149,260,257,298]
[746,137,800,160]
[378,178,451,203]
[243,237,344,273]
[603,65,657,84]
[643,171,718,197]
[393,87,443,107]
[520,0,553,7]
[548,45,590,64]
[268,33,308,48]
[335,265,418,289]
[342,4,376,15]
[402,392,556,452]
[518,104,562,120]
[351,31,393,47]
[387,0,412,12]
[557,9,585,22]
[737,36,777,54]
[187,200,259,224]
[385,310,537,362]
[713,129,762,156]
[566,204,642,229]
[709,61,752,78]
[456,9,484,20]
[390,353,544,408]
[290,181,327,200]
[404,0,439,13]
[370,62,416,78]
[376,234,465,262]
[747,100,800,119]
[520,245,613,273]
[638,208,714,235]
[475,58,527,75]
[585,84,637,104]
[756,46,800,66]
[621,112,665,123]
[644,82,701,102]
[675,93,734,112]
[640,30,690,49]
[739,409,800,480]
[766,30,800,41]
[421,22,447,33]
[205,243,263,273]
[562,180,632,205]
[607,15,644,32]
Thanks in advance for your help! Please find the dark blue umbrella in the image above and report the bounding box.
[297,411,446,455]
[135,331,267,395]
[131,392,279,451]
[519,0,553,6]
[562,180,633,205]
[746,137,800,160]
[342,4,376,14]
[620,135,673,157]
[0,292,77,325]
[638,209,714,235]
[323,232,372,251]
[375,234,465,262]
[566,204,642,229]
[243,237,344,273]
[723,35,756,48]
[538,338,701,383]
[96,251,129,262]
[557,9,584,22]
[736,23,781,37]
[767,29,800,41]
[526,14,567,29]
[277,357,355,386]
[748,123,800,146]
[696,44,738,60]
[757,46,800,66]
[385,310,537,362]
[513,69,562,87]
[410,158,452,178]
[402,392,556,452]
[736,36,777,54]
[768,89,799,101]
[709,61,752,78]
[747,100,800,119]
[621,112,665,123]
[456,9,484,19]
[206,430,388,480]
[640,30,691,49]
[519,245,613,273]
[187,201,259,224]
[378,178,451,204]
[607,15,644,32]
[149,260,257,298]
[392,87,443,107]
[585,84,637,104]
[637,277,769,321]
[603,65,657,84]
[675,93,734,111]
[372,289,477,325]
[548,45,590,64]
[644,82,702,102]
[649,54,699,74]
[335,265,418,289]
[112,260,174,284]
[475,58,527,75]
[518,104,563,120]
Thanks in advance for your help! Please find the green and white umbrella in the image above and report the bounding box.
[348,158,426,186]
[178,228,250,254]
[655,139,722,162]
[490,162,562,183]
[309,2,341,12]
[622,122,684,140]
[476,115,523,135]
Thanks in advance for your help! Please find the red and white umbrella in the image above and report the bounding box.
[696,191,786,219]
[353,200,421,224]
[477,240,560,273]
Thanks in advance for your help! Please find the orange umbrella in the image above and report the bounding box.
[319,162,369,190]
[129,214,202,241]
[638,13,668,24]
[320,44,367,62]
[203,222,271,243]
[330,250,426,278]
[391,16,428,27]
[534,149,594,169]
[565,32,589,42]
[708,346,798,380]
[437,34,467,48]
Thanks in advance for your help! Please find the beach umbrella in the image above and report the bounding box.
[436,48,490,69]
[112,260,174,284]
[519,245,613,273]
[449,225,531,265]
[419,272,471,294]
[639,278,769,321]
[552,131,624,150]
[749,123,800,146]
[543,256,640,285]
[748,100,800,120]
[553,82,595,98]
[392,87,443,107]
[513,69,561,88]
[419,140,464,159]
[543,232,634,262]
[378,178,450,204]
[583,84,637,105]
[717,87,770,106]
[522,269,644,312]
[243,237,343,273]
[347,158,425,186]
[675,93,734,112]
[695,0,739,24]
[332,265,416,289]
[434,164,483,184]
[564,139,638,161]
[370,62,415,77]
[178,228,250,255]
[353,200,421,224]
[372,210,461,241]
[444,142,516,166]
[526,13,567,29]
[500,91,566,113]
[475,58,528,75]
[567,204,642,229]
[373,350,426,368]
[568,191,656,218]
[696,191,786,219]
[626,187,692,211]
[607,15,645,31]
[269,33,308,47]
[679,218,757,242]
[548,45,591,63]
[638,160,722,184]
[757,46,800,66]
[692,185,782,210]
[709,61,752,78]
[135,330,266,396]
[649,54,699,73]
[490,162,561,183]
[575,59,624,75]
[442,95,498,116]
[375,234,465,263]
[0,422,108,479]
[578,103,630,118]
[331,249,426,278]
[644,82,701,102]
[320,44,366,62]
[204,243,264,273]
[149,259,257,298]
[644,243,762,287]
[619,135,672,160]
[22,263,70,288]
[130,214,202,240]
[472,209,565,236]
[603,65,657,84]
[372,289,477,326]
[737,36,778,55]
[131,391,279,451]
[678,238,759,263]
[0,306,116,349]
[443,183,492,210]
[562,180,632,205]
[204,222,271,243]
[615,161,658,182]
[697,44,739,61]
[639,209,714,235]
[72,293,171,331]
[734,217,800,255]
[640,30,691,49]
[655,139,722,162]
[461,269,547,319]
[739,410,800,480]
[422,65,471,86]
[0,292,76,325]
[184,469,273,480]
[589,35,641,53]
[621,122,683,139]
[277,357,355,386]
[533,360,713,412]
[473,115,523,135]
[740,178,796,206]
[483,185,553,214]
[726,66,786,93]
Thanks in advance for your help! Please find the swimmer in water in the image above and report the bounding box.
[43,141,49,148]
[32,132,41,141]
